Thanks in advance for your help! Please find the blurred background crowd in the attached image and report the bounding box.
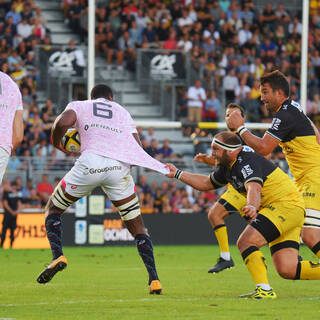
[0,0,319,213]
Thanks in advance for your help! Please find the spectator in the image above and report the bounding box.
[163,29,178,50]
[238,23,252,47]
[187,79,206,123]
[0,181,22,248]
[66,40,85,76]
[177,32,193,52]
[157,139,176,160]
[223,68,239,105]
[289,16,303,35]
[136,126,146,142]
[178,8,194,29]
[260,2,277,32]
[140,190,154,214]
[21,178,33,204]
[68,0,82,32]
[36,174,53,206]
[5,2,21,25]
[142,21,157,48]
[129,20,143,48]
[176,91,188,121]
[145,127,156,145]
[118,31,136,71]
[137,174,151,193]
[101,30,123,70]
[146,139,161,159]
[235,78,251,103]
[7,154,22,172]
[203,90,220,121]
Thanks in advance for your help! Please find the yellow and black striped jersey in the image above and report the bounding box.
[210,147,304,209]
[266,99,320,183]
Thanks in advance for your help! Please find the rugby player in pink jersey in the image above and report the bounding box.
[0,71,23,183]
[37,84,166,294]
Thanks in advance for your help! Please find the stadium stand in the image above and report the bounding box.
[1,0,319,214]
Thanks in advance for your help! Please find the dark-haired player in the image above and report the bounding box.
[227,70,320,261]
[36,84,167,294]
[166,131,320,299]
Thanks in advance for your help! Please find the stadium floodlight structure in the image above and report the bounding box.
[300,0,309,114]
[87,0,95,99]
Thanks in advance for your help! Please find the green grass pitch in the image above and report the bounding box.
[1,245,319,320]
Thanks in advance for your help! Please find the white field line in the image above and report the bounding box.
[1,296,320,308]
[0,297,203,308]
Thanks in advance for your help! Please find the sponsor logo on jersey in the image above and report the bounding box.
[241,165,254,179]
[83,166,122,175]
[242,146,254,152]
[84,123,123,134]
[270,118,282,131]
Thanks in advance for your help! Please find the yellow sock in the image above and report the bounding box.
[242,247,269,286]
[297,261,320,279]
[214,224,229,253]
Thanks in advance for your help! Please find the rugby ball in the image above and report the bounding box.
[62,128,81,152]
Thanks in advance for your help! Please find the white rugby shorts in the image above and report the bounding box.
[62,152,135,201]
[0,147,10,184]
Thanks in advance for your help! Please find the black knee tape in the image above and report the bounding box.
[241,246,259,261]
[213,224,225,231]
[295,261,301,280]
[270,240,300,255]
[250,214,280,243]
[311,241,320,255]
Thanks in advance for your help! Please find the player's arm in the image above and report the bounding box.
[51,109,77,150]
[240,131,279,156]
[226,110,278,155]
[243,182,262,220]
[165,163,214,191]
[194,153,216,166]
[308,117,320,145]
[12,110,24,148]
[17,199,23,213]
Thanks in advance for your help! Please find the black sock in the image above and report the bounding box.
[135,234,159,285]
[45,214,63,260]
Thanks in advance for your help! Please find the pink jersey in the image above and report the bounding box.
[0,72,23,154]
[66,98,169,174]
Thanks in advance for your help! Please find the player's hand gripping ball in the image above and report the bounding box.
[61,128,81,153]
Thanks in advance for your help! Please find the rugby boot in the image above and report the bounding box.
[208,257,234,273]
[149,280,162,294]
[239,286,277,300]
[37,255,67,284]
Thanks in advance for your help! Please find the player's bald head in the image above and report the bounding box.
[91,84,113,100]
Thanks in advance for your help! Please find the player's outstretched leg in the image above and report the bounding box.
[135,233,162,294]
[37,182,76,284]
[116,194,162,294]
[207,203,235,273]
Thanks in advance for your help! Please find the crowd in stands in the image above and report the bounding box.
[1,0,320,213]
[65,0,320,126]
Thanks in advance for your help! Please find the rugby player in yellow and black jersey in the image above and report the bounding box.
[195,103,248,274]
[227,70,320,261]
[165,131,320,300]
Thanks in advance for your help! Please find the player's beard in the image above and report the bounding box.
[217,150,230,167]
